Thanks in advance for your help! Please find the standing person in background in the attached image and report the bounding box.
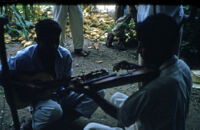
[53,5,89,57]
[114,5,127,20]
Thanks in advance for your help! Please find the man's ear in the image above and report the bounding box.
[35,38,38,43]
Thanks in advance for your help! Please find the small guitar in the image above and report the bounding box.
[3,69,110,109]
[7,72,63,109]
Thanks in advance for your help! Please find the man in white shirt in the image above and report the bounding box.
[137,5,184,66]
[83,14,192,130]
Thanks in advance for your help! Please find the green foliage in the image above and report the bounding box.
[1,5,53,41]
[183,5,190,12]
[104,23,116,32]
[129,18,135,29]
[23,5,30,21]
[87,21,91,26]
[6,24,22,37]
[106,23,114,31]
[104,25,109,31]
[125,18,136,40]
[9,5,30,40]
[0,88,3,94]
[80,68,85,73]
[122,21,128,27]
[180,6,200,68]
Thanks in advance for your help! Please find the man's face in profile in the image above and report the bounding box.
[137,41,146,59]
[137,40,155,66]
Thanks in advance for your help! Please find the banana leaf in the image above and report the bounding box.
[9,5,29,41]
[0,6,2,15]
[6,24,22,37]
[23,5,30,21]
[15,20,34,28]
[30,5,35,22]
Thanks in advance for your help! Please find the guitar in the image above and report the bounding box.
[2,69,110,109]
[6,72,63,109]
[1,67,158,109]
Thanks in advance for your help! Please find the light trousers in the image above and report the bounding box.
[32,99,63,130]
[53,5,84,49]
[84,92,138,130]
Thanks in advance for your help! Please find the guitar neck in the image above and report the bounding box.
[89,68,159,91]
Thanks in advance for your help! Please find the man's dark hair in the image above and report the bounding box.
[35,19,62,42]
[136,14,180,58]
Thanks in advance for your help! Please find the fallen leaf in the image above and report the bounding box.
[192,70,200,84]
[96,60,103,64]
[21,40,26,44]
[75,64,79,67]
[12,37,18,41]
[5,39,11,43]
[33,34,37,38]
[31,29,35,33]
[93,43,99,50]
[19,36,25,41]
[4,33,9,38]
[47,11,52,15]
[24,41,33,47]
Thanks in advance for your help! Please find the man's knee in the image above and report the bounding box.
[97,89,106,98]
[110,92,128,107]
[84,122,98,130]
[32,100,63,129]
[84,122,110,130]
[50,103,63,120]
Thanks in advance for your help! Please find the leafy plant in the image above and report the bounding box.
[129,18,135,29]
[1,4,54,44]
[9,5,30,41]
[103,25,109,31]
[0,88,3,94]
[107,23,114,30]
[180,6,200,68]
[23,5,30,21]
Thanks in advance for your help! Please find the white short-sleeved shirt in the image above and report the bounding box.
[137,5,184,24]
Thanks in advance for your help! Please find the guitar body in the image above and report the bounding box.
[7,72,55,109]
[8,69,109,109]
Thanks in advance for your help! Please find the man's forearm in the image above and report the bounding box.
[86,90,119,119]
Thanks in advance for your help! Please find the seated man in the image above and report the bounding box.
[0,19,104,130]
[137,5,184,66]
[83,14,192,130]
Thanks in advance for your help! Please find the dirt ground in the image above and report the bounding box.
[0,38,200,130]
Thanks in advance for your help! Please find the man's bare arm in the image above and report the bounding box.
[71,84,120,119]
[86,90,120,119]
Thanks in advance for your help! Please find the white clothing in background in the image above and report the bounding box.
[53,5,84,49]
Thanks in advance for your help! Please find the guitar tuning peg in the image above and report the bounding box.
[102,68,108,73]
